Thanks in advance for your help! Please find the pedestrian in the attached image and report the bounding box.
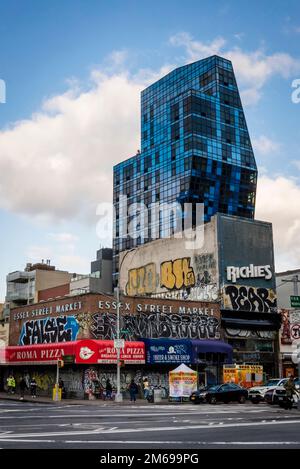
[198,381,205,390]
[284,376,297,409]
[105,379,113,400]
[129,379,138,402]
[30,377,38,398]
[6,375,16,394]
[143,377,150,400]
[19,377,27,400]
[58,378,66,399]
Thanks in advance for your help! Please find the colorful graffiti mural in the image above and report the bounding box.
[125,254,218,301]
[19,315,79,345]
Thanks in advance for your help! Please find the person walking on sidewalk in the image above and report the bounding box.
[105,379,113,400]
[6,375,16,394]
[30,377,38,398]
[284,376,297,409]
[143,377,150,400]
[129,379,138,402]
[19,377,27,400]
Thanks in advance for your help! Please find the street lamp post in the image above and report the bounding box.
[114,285,123,402]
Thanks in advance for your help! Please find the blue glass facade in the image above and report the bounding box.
[113,55,257,283]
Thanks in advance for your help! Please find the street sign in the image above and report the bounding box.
[63,354,75,364]
[114,339,125,349]
[290,296,300,308]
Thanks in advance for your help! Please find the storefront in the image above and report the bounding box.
[4,340,145,399]
[141,338,233,386]
[5,292,224,397]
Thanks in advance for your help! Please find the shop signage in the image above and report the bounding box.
[226,264,272,283]
[6,340,145,365]
[114,339,125,349]
[97,340,145,364]
[144,340,192,364]
[75,340,145,364]
[6,342,76,364]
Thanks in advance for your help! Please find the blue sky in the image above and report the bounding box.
[0,0,300,301]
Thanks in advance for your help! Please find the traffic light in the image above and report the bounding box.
[119,360,125,368]
[57,359,64,368]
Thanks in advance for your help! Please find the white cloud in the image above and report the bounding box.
[26,231,90,274]
[252,135,281,156]
[48,232,79,243]
[256,175,300,272]
[0,58,174,225]
[0,70,143,222]
[169,33,300,105]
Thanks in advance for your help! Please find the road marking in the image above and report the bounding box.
[1,418,300,439]
[63,440,300,446]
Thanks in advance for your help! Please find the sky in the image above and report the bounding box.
[0,0,300,301]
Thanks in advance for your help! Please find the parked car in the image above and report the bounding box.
[274,378,300,408]
[190,383,248,404]
[248,378,288,404]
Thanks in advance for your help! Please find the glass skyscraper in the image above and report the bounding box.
[113,55,257,283]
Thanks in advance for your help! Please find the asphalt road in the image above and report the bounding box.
[0,400,300,449]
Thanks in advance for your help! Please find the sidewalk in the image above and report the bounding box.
[0,392,175,406]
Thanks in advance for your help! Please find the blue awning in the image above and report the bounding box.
[191,340,233,354]
[191,340,233,364]
[141,338,233,365]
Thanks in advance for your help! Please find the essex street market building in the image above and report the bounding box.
[3,292,230,397]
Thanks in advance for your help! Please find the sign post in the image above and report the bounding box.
[290,296,300,308]
[114,287,123,402]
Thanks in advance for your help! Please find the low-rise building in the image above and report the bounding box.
[276,269,300,377]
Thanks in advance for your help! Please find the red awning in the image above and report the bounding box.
[4,342,77,365]
[75,340,145,364]
[4,340,145,365]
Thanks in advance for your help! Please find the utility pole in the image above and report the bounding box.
[54,360,60,401]
[114,285,123,402]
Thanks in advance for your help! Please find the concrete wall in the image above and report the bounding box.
[34,270,73,303]
[119,218,219,302]
[217,214,277,313]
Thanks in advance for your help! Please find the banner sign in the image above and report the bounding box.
[76,340,145,364]
[142,339,192,364]
[6,340,145,365]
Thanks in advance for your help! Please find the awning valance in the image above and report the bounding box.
[4,340,145,365]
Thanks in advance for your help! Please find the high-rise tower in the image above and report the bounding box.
[113,55,257,284]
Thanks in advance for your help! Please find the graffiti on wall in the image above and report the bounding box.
[160,258,195,290]
[83,368,169,395]
[225,328,275,339]
[280,309,300,344]
[19,315,80,345]
[90,311,220,340]
[126,263,157,296]
[223,285,277,312]
[125,254,218,302]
